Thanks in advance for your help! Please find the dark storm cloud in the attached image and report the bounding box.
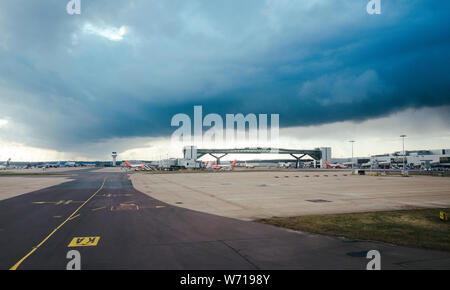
[0,0,449,151]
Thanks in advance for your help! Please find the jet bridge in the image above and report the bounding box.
[194,147,322,168]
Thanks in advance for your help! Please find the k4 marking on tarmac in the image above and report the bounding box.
[68,237,101,247]
[9,177,107,270]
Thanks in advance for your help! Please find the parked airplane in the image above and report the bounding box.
[43,162,61,168]
[244,161,256,168]
[324,160,348,169]
[62,161,76,167]
[22,163,33,169]
[0,158,11,170]
[204,161,216,170]
[213,160,237,171]
[124,161,153,171]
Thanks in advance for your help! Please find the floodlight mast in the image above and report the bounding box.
[400,135,407,175]
[349,140,355,172]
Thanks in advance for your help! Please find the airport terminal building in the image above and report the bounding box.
[369,149,450,169]
[314,147,450,169]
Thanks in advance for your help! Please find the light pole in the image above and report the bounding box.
[349,140,355,173]
[400,135,407,174]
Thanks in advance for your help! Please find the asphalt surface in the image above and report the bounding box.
[0,169,449,270]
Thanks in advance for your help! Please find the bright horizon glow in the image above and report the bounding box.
[2,107,449,162]
[0,119,8,128]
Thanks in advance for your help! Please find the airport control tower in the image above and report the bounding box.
[112,152,117,167]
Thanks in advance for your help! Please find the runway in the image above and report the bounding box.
[0,169,449,270]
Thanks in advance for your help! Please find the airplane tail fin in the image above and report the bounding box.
[124,161,132,168]
[6,158,11,166]
[325,160,331,167]
[231,160,237,167]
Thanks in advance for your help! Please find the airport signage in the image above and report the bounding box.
[68,236,101,247]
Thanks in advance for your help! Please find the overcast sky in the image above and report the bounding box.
[0,0,449,161]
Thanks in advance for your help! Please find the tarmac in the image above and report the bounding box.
[131,171,450,220]
[0,173,74,201]
[0,168,449,270]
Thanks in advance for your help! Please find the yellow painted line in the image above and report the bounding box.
[9,177,107,270]
[68,236,100,247]
[68,214,80,221]
[91,206,106,212]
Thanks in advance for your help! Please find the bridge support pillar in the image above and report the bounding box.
[290,154,306,168]
[210,153,228,165]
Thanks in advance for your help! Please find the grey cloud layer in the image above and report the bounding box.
[0,0,449,151]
